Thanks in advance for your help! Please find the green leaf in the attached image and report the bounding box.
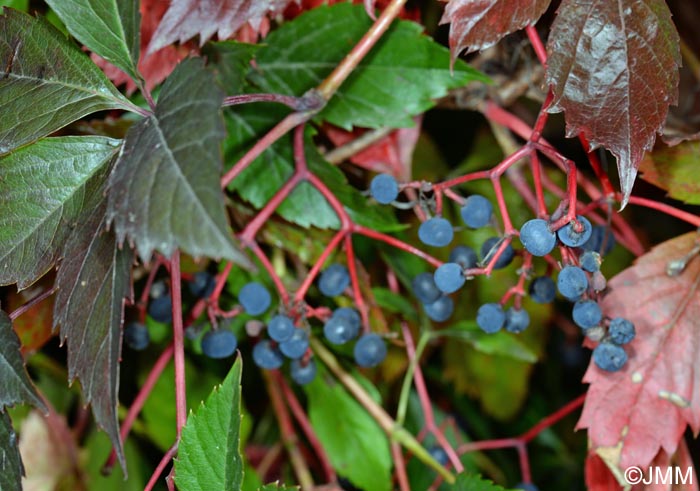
[53,200,133,471]
[249,3,489,129]
[0,136,121,289]
[0,411,23,491]
[258,483,299,491]
[107,57,251,266]
[448,473,511,491]
[45,0,141,83]
[174,357,244,491]
[0,0,27,10]
[372,287,418,322]
[204,41,259,94]
[305,367,392,491]
[436,322,537,363]
[639,140,700,204]
[0,310,45,411]
[0,8,135,154]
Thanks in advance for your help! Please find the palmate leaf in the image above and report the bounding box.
[53,200,133,470]
[0,411,23,491]
[0,136,121,289]
[107,57,251,267]
[545,0,680,206]
[45,0,141,82]
[0,8,136,155]
[174,357,244,491]
[248,3,489,130]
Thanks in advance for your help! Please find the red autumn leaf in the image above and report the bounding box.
[439,0,551,61]
[545,0,681,207]
[146,0,298,55]
[578,232,700,481]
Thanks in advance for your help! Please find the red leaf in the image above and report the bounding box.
[545,0,681,207]
[439,0,551,61]
[147,0,297,54]
[578,232,700,479]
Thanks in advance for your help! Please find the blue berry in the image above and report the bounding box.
[148,295,172,323]
[448,245,477,269]
[593,342,628,372]
[515,484,539,491]
[434,263,465,294]
[279,329,309,359]
[290,358,317,385]
[429,446,449,466]
[253,340,284,369]
[460,194,493,228]
[424,295,454,322]
[354,333,387,367]
[318,264,350,297]
[324,308,360,344]
[519,219,556,256]
[580,250,601,272]
[188,271,216,299]
[572,300,602,329]
[418,217,454,247]
[528,276,556,303]
[582,225,615,255]
[239,282,271,315]
[505,307,530,333]
[480,237,514,269]
[370,174,399,204]
[412,272,441,304]
[268,315,295,343]
[201,329,237,359]
[124,322,150,350]
[608,318,635,345]
[557,266,588,301]
[477,303,505,333]
[149,280,168,299]
[557,215,593,247]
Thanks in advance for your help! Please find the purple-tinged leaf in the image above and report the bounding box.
[545,0,681,207]
[0,411,23,491]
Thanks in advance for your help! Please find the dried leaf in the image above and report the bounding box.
[545,0,681,206]
[578,232,700,477]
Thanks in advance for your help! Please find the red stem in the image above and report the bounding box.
[144,443,178,491]
[9,285,57,321]
[344,234,370,332]
[223,93,305,109]
[353,225,442,268]
[169,252,187,435]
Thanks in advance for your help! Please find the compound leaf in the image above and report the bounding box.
[0,136,121,289]
[45,0,141,82]
[546,0,681,206]
[174,357,244,491]
[0,310,45,411]
[578,232,700,477]
[0,8,136,154]
[440,0,551,60]
[249,3,488,129]
[107,57,251,267]
[53,200,133,470]
[0,411,23,491]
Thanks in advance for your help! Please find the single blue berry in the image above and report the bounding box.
[149,280,168,299]
[418,217,454,247]
[460,194,493,228]
[519,219,556,256]
[239,282,271,315]
[505,307,530,333]
[593,342,628,372]
[580,250,601,272]
[124,322,150,350]
[572,300,602,329]
[557,266,588,301]
[480,237,514,269]
[370,174,399,204]
[279,329,309,359]
[324,308,360,345]
[582,225,615,255]
[148,295,172,323]
[424,295,454,322]
[448,245,478,269]
[515,484,539,491]
[429,446,449,466]
[188,271,216,299]
[253,340,284,369]
[529,276,556,303]
[557,215,593,247]
[608,317,635,345]
[290,359,317,385]
[201,329,237,359]
[354,333,387,367]
[434,263,465,294]
[318,263,350,297]
[477,303,505,333]
[268,314,296,343]
[412,272,441,304]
